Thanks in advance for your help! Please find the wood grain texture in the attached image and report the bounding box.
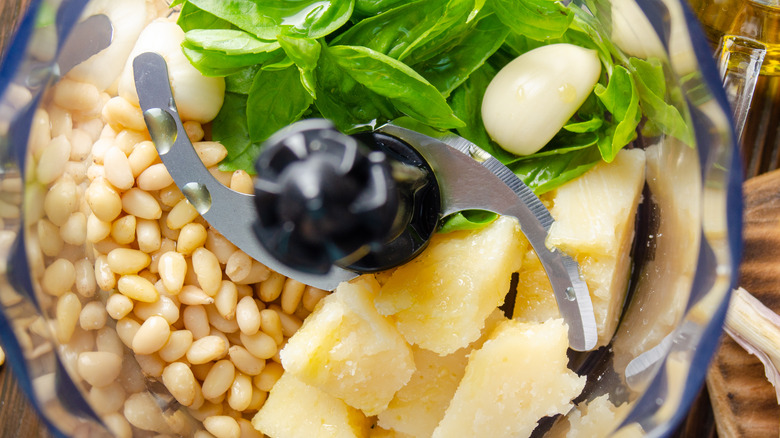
[707,168,780,438]
[0,362,52,437]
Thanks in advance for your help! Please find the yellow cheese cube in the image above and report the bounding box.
[280,276,415,415]
[432,318,585,438]
[375,216,526,355]
[252,372,370,438]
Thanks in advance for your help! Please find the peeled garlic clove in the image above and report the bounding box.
[481,43,601,156]
[118,19,225,124]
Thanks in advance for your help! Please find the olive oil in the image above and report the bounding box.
[688,0,780,177]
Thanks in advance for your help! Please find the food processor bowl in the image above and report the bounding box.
[0,0,742,436]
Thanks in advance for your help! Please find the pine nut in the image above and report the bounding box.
[206,304,239,334]
[183,305,211,339]
[302,286,329,312]
[42,258,76,296]
[228,346,265,376]
[280,278,305,314]
[103,146,134,190]
[44,175,78,226]
[69,128,92,160]
[228,373,252,411]
[159,183,185,208]
[53,78,99,112]
[203,415,240,438]
[106,293,133,320]
[114,130,148,156]
[91,137,112,164]
[236,296,261,336]
[269,305,302,338]
[37,219,64,256]
[37,135,71,184]
[240,331,276,360]
[187,335,228,364]
[110,214,136,245]
[177,222,208,255]
[193,247,221,296]
[184,120,204,142]
[102,96,145,132]
[103,413,132,438]
[253,361,283,392]
[94,254,117,292]
[179,285,214,305]
[87,177,122,222]
[87,213,111,242]
[49,105,73,138]
[29,109,51,159]
[134,294,179,325]
[205,229,237,264]
[89,382,125,416]
[149,238,176,273]
[128,141,158,177]
[56,292,82,343]
[202,359,235,400]
[258,272,284,302]
[137,163,173,191]
[215,280,238,320]
[194,142,228,167]
[162,362,200,406]
[135,353,165,378]
[74,257,97,298]
[159,329,193,363]
[132,315,171,354]
[136,218,162,253]
[117,274,159,303]
[96,327,124,356]
[79,300,107,331]
[122,188,162,220]
[167,198,198,230]
[123,392,172,434]
[229,170,253,194]
[107,248,151,274]
[259,309,283,345]
[60,211,87,246]
[116,317,141,348]
[225,250,251,283]
[77,351,122,388]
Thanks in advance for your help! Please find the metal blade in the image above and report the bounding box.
[133,52,358,291]
[377,124,598,351]
[57,14,113,76]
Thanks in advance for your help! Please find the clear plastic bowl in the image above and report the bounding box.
[0,0,742,436]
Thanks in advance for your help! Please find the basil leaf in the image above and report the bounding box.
[509,145,602,194]
[563,117,603,133]
[219,142,263,173]
[334,0,473,62]
[439,210,498,233]
[492,0,573,40]
[327,45,464,129]
[211,92,256,165]
[184,29,280,55]
[354,0,407,16]
[412,13,509,96]
[594,65,640,161]
[182,43,279,76]
[225,65,261,94]
[629,57,693,144]
[186,0,354,40]
[247,67,313,143]
[314,48,396,133]
[177,1,233,32]
[278,35,322,98]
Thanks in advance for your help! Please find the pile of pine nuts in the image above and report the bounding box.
[19,21,330,438]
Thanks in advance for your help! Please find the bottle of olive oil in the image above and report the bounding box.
[688,0,780,177]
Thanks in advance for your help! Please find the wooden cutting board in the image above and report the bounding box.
[707,168,780,437]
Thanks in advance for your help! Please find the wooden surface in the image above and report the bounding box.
[0,361,51,437]
[706,169,780,438]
